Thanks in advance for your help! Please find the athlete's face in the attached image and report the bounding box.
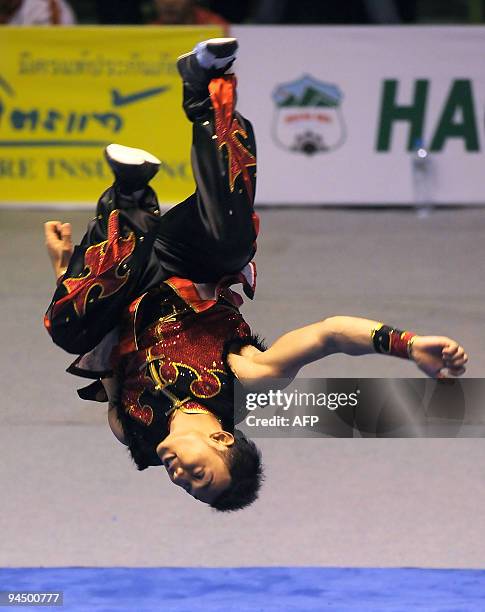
[157,431,233,504]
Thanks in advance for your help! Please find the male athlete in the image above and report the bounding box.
[44,38,468,512]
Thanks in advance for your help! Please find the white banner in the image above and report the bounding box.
[232,26,485,205]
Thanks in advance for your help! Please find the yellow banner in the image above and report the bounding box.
[0,26,223,205]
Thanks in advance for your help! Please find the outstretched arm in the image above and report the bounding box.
[229,316,468,381]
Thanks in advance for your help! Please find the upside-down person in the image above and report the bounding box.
[44,38,468,512]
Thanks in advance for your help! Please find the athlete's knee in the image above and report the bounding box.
[45,314,95,355]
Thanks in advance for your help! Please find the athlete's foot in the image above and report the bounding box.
[177,38,238,121]
[194,37,238,72]
[177,37,238,84]
[105,144,161,194]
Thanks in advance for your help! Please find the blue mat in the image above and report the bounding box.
[0,567,484,612]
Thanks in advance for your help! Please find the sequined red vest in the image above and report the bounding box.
[112,285,255,470]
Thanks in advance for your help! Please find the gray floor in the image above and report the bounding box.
[1,206,485,568]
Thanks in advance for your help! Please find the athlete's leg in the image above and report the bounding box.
[44,150,165,355]
[154,39,258,283]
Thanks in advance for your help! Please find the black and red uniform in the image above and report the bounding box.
[44,74,263,469]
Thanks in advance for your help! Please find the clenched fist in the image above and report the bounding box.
[411,336,468,378]
[44,221,73,280]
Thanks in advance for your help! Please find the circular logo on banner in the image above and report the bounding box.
[271,74,346,155]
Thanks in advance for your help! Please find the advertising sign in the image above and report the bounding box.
[0,26,222,205]
[233,26,485,204]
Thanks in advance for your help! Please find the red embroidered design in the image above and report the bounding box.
[209,76,256,201]
[147,346,224,400]
[127,400,154,426]
[52,210,136,318]
[122,367,155,426]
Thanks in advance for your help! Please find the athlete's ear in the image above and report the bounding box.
[210,431,235,447]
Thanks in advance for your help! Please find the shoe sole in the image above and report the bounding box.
[206,37,238,58]
[106,143,160,166]
[177,37,238,65]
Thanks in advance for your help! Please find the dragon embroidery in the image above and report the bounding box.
[52,210,136,319]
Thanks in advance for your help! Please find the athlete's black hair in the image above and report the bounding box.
[210,429,264,512]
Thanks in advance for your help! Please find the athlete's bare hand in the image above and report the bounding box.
[411,336,468,378]
[44,220,73,280]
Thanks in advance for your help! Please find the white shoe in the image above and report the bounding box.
[177,37,238,81]
[194,37,238,71]
[105,144,161,191]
